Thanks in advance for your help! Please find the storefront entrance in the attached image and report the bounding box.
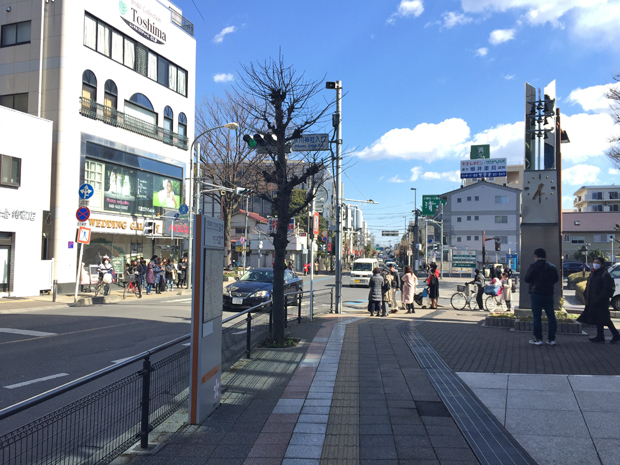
[0,232,12,292]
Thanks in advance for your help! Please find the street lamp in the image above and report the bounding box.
[410,187,419,270]
[187,122,239,289]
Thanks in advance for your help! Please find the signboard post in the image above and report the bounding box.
[460,158,507,179]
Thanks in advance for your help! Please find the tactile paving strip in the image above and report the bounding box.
[398,321,538,465]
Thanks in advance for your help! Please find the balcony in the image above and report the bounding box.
[170,8,194,36]
[79,98,188,150]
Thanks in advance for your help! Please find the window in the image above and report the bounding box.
[467,236,471,241]
[609,191,619,200]
[85,160,104,191]
[574,221,580,226]
[592,192,603,200]
[611,205,619,212]
[571,236,585,244]
[457,198,462,203]
[457,237,462,243]
[147,51,157,81]
[467,216,471,221]
[168,63,177,91]
[125,93,157,127]
[178,69,187,96]
[103,80,117,118]
[124,38,135,68]
[1,21,31,47]
[111,30,123,63]
[467,196,471,201]
[0,155,21,187]
[564,234,570,242]
[474,235,479,241]
[0,93,28,113]
[158,56,169,87]
[495,195,508,204]
[475,196,479,201]
[96,21,111,57]
[474,215,479,221]
[592,205,603,212]
[495,216,508,223]
[500,236,508,244]
[457,217,462,223]
[178,113,187,138]
[163,106,173,144]
[594,234,614,243]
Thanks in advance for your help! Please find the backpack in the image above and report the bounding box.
[382,273,393,293]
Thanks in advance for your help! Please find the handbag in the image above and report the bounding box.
[103,273,113,284]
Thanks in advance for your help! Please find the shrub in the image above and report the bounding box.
[575,281,587,305]
[567,271,590,289]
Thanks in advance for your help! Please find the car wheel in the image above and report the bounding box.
[612,296,620,312]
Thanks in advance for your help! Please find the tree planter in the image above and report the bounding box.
[513,319,582,334]
[484,317,515,328]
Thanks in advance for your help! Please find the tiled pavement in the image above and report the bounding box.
[120,309,620,465]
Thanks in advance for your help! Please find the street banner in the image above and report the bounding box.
[460,158,507,179]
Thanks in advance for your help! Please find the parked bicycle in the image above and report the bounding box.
[450,284,480,310]
[485,294,507,312]
[123,276,141,299]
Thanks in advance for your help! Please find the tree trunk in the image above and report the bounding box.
[271,192,292,345]
[222,205,232,267]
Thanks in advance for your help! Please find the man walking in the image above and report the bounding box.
[523,248,559,345]
[389,264,401,312]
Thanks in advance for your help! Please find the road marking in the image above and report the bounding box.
[162,298,192,303]
[182,343,191,346]
[0,299,34,304]
[0,328,57,337]
[4,373,69,389]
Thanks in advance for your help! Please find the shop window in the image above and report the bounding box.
[1,155,21,187]
[163,106,173,144]
[103,80,117,119]
[1,21,31,47]
[0,93,28,113]
[178,113,187,138]
[85,160,104,210]
[125,93,157,129]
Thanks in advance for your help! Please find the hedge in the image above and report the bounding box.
[567,271,590,289]
[575,281,587,304]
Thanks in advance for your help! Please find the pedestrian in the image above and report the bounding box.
[523,248,559,345]
[152,259,162,294]
[578,257,619,343]
[469,269,486,311]
[146,260,155,295]
[388,264,401,313]
[401,265,418,314]
[504,265,513,278]
[129,259,142,298]
[381,269,393,315]
[501,271,512,310]
[165,259,174,291]
[314,260,319,274]
[178,257,187,288]
[368,267,384,317]
[157,259,166,293]
[139,259,146,289]
[427,263,439,309]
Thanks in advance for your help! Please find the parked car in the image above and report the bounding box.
[563,261,590,276]
[609,264,620,311]
[223,268,303,312]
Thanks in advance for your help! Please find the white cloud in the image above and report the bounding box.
[213,73,234,83]
[356,118,470,160]
[422,171,461,183]
[504,74,515,80]
[410,166,423,181]
[567,83,616,113]
[475,47,488,57]
[469,121,525,165]
[442,11,472,28]
[388,0,424,23]
[610,168,620,175]
[562,164,600,185]
[572,3,620,48]
[213,26,237,44]
[389,175,406,183]
[558,112,616,163]
[489,29,516,45]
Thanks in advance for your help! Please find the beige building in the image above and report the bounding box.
[573,185,620,212]
[562,211,620,262]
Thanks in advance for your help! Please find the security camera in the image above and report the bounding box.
[326,81,336,89]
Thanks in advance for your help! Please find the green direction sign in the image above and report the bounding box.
[452,250,476,268]
[470,144,490,159]
[421,195,446,216]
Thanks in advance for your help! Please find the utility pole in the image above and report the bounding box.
[411,188,419,271]
[309,177,315,320]
[242,194,249,270]
[333,81,343,314]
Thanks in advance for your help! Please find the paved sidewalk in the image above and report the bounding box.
[116,308,620,465]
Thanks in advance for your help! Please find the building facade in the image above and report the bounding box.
[441,181,521,269]
[0,107,53,296]
[573,185,620,212]
[562,211,620,262]
[0,0,196,291]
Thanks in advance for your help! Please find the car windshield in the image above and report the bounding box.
[353,262,373,271]
[239,270,273,283]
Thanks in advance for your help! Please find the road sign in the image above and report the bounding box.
[179,204,189,215]
[460,158,507,179]
[174,212,180,221]
[428,238,433,243]
[291,134,330,152]
[77,226,91,244]
[382,231,399,236]
[421,195,446,216]
[470,145,490,159]
[327,243,332,252]
[313,212,319,236]
[452,250,476,268]
[76,206,90,222]
[78,183,94,200]
[68,241,74,249]
[239,237,245,244]
[322,236,327,242]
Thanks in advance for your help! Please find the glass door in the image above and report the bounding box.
[0,246,9,292]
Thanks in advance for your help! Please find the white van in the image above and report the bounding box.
[610,264,620,311]
[350,258,379,287]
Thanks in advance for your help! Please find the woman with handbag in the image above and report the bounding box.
[578,257,619,343]
[427,263,439,309]
[401,266,418,313]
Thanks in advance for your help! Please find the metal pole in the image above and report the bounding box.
[243,194,249,270]
[309,180,315,321]
[187,144,195,290]
[537,88,542,170]
[425,220,428,267]
[74,242,84,303]
[335,80,343,314]
[140,356,152,449]
[439,204,444,278]
[246,312,252,359]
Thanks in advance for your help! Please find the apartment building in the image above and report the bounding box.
[573,185,620,212]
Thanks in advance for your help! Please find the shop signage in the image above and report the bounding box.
[0,209,37,221]
[452,250,476,268]
[82,215,163,236]
[460,158,507,179]
[164,217,190,238]
[119,0,167,45]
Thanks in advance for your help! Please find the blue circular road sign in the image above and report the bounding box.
[179,204,189,215]
[79,184,94,199]
[76,206,90,222]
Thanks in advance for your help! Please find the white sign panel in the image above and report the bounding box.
[203,217,224,249]
[460,158,507,179]
[291,134,330,152]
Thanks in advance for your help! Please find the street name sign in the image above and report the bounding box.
[421,195,446,216]
[291,134,330,152]
[382,231,399,236]
[470,145,490,159]
[460,158,507,179]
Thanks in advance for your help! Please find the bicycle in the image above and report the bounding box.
[123,276,141,299]
[485,294,508,312]
[94,276,110,297]
[450,283,480,311]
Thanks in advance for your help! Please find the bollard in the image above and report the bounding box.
[297,293,302,324]
[330,288,334,313]
[140,357,152,449]
[246,311,253,359]
[52,280,58,302]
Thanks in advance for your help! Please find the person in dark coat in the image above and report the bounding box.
[469,269,486,311]
[578,257,619,343]
[523,248,559,345]
[427,263,439,309]
[368,268,384,317]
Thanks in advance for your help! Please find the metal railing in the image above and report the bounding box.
[78,98,189,150]
[170,8,194,36]
[0,288,333,464]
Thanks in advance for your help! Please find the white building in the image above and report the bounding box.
[573,185,620,212]
[441,181,521,269]
[0,107,53,296]
[0,0,196,292]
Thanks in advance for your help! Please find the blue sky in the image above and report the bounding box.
[174,0,620,243]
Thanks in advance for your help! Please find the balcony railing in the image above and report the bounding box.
[170,8,194,36]
[79,98,188,150]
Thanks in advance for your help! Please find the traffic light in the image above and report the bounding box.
[495,239,501,251]
[243,134,257,148]
[143,220,154,236]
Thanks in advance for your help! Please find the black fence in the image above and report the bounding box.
[0,288,333,465]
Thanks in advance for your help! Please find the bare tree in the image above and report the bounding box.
[195,93,266,266]
[235,55,333,345]
[606,75,620,168]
